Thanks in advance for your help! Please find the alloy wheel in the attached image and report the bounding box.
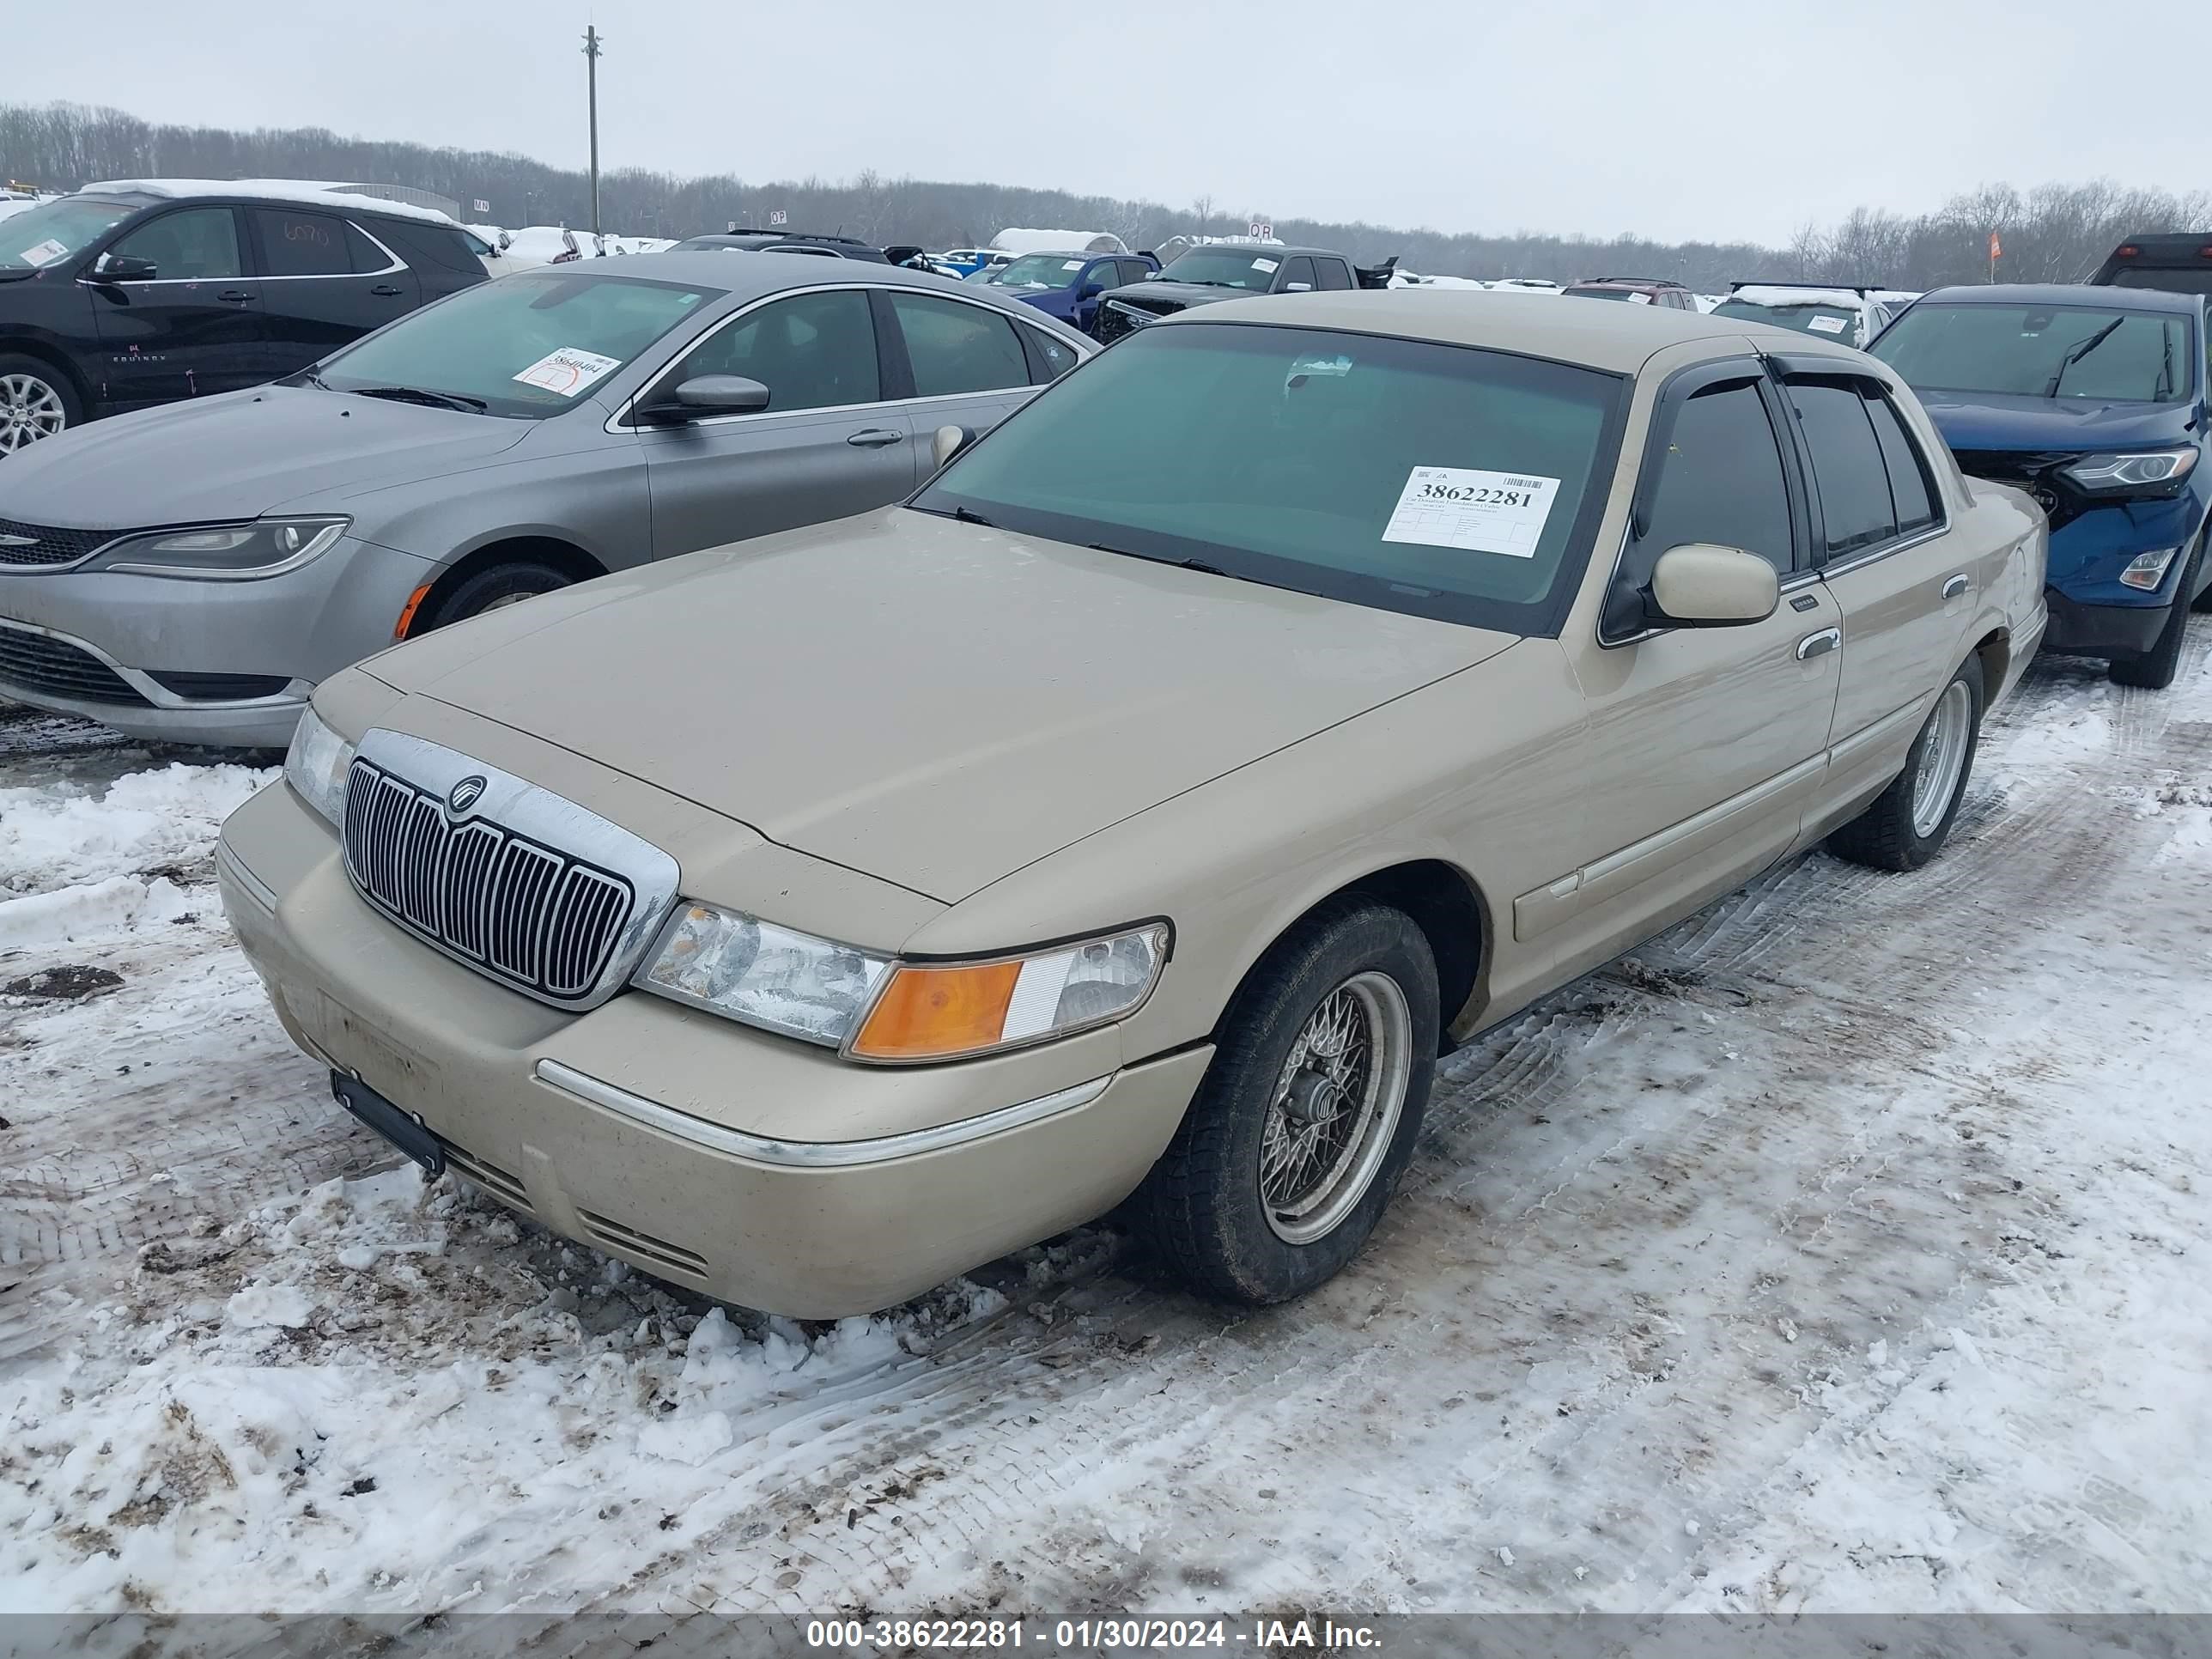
[0,373,67,453]
[1260,970,1413,1244]
[1910,678,1974,837]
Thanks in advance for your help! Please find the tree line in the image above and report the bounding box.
[3,100,2206,291]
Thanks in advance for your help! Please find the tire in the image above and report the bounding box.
[2108,538,2199,690]
[1142,899,1439,1304]
[1826,656,1984,872]
[0,354,82,455]
[418,561,570,631]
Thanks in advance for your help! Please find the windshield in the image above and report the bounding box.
[912,322,1627,635]
[1869,302,2195,404]
[0,195,138,270]
[1712,299,1860,339]
[995,253,1092,290]
[1156,248,1285,291]
[2108,267,2212,298]
[313,270,719,417]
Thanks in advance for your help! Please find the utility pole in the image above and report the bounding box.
[582,25,604,238]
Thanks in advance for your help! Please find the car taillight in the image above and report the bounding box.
[2116,246,2139,258]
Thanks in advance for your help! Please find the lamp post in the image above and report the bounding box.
[582,25,604,239]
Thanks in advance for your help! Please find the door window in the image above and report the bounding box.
[1278,256,1317,291]
[1786,379,1897,558]
[1314,258,1353,291]
[1610,377,1794,639]
[1863,394,1939,533]
[888,292,1029,397]
[1120,260,1152,286]
[252,210,356,277]
[670,289,880,412]
[110,208,242,281]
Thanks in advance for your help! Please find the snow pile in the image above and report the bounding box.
[994,228,1127,256]
[1726,284,1867,310]
[78,179,458,223]
[0,761,273,899]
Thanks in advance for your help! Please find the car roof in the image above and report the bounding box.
[1570,276,1687,289]
[577,249,1096,336]
[1152,288,1850,374]
[1172,244,1345,261]
[1917,282,2207,314]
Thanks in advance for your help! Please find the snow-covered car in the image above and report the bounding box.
[1711,283,1898,348]
[217,291,2045,1320]
[0,253,1092,744]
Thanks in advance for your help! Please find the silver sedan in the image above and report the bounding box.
[0,252,1092,745]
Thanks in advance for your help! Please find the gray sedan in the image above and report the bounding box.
[0,252,1092,745]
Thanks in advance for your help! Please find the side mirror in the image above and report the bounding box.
[94,252,158,283]
[1283,281,1314,293]
[931,423,975,470]
[656,374,771,419]
[1079,280,1105,299]
[1645,544,1779,627]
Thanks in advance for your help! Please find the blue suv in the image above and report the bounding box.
[990,249,1159,337]
[1870,283,2212,689]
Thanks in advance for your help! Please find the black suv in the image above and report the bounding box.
[0,185,489,453]
[667,230,930,266]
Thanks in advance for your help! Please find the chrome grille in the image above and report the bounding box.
[0,518,112,568]
[343,756,638,1006]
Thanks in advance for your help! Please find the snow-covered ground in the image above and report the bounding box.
[3,629,2209,1626]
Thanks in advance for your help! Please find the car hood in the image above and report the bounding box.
[1101,281,1245,313]
[1917,391,2198,456]
[0,384,532,528]
[364,507,1516,902]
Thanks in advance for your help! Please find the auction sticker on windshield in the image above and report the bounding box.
[1382,466,1560,557]
[1252,258,1280,273]
[18,239,68,268]
[513,346,623,398]
[1807,314,1848,334]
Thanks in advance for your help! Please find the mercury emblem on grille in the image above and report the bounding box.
[445,775,488,818]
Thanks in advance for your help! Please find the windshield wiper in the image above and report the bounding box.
[1090,543,1233,578]
[2044,318,2125,398]
[345,385,489,414]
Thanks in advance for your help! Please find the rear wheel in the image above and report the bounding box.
[0,356,79,454]
[419,560,570,631]
[1827,658,1983,872]
[1143,900,1438,1304]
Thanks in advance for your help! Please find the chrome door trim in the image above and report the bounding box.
[1814,521,1948,581]
[603,280,1090,436]
[79,216,408,286]
[533,1058,1112,1167]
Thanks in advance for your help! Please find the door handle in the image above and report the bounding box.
[370,284,404,297]
[846,428,904,447]
[1942,574,1972,599]
[216,290,254,305]
[1796,627,1842,660]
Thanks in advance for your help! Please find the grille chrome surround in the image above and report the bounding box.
[341,730,681,1011]
[0,517,117,569]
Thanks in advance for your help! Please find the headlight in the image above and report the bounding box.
[94,516,349,579]
[848,922,1169,1062]
[635,909,1170,1061]
[2059,449,2197,495]
[638,903,892,1048]
[284,708,356,826]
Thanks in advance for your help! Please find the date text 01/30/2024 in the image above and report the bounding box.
[805,1618,1386,1650]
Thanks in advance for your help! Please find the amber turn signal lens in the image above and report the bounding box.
[849,961,1024,1060]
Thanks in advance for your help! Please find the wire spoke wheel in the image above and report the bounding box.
[0,373,67,453]
[1910,678,1974,837]
[1260,970,1413,1245]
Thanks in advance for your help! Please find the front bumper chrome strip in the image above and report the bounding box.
[532,1058,1112,1169]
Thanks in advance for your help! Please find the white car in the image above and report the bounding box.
[1710,284,1897,348]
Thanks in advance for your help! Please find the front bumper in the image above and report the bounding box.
[0,537,433,747]
[2040,585,2171,658]
[216,780,1207,1317]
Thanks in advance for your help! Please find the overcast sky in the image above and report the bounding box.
[14,0,2211,246]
